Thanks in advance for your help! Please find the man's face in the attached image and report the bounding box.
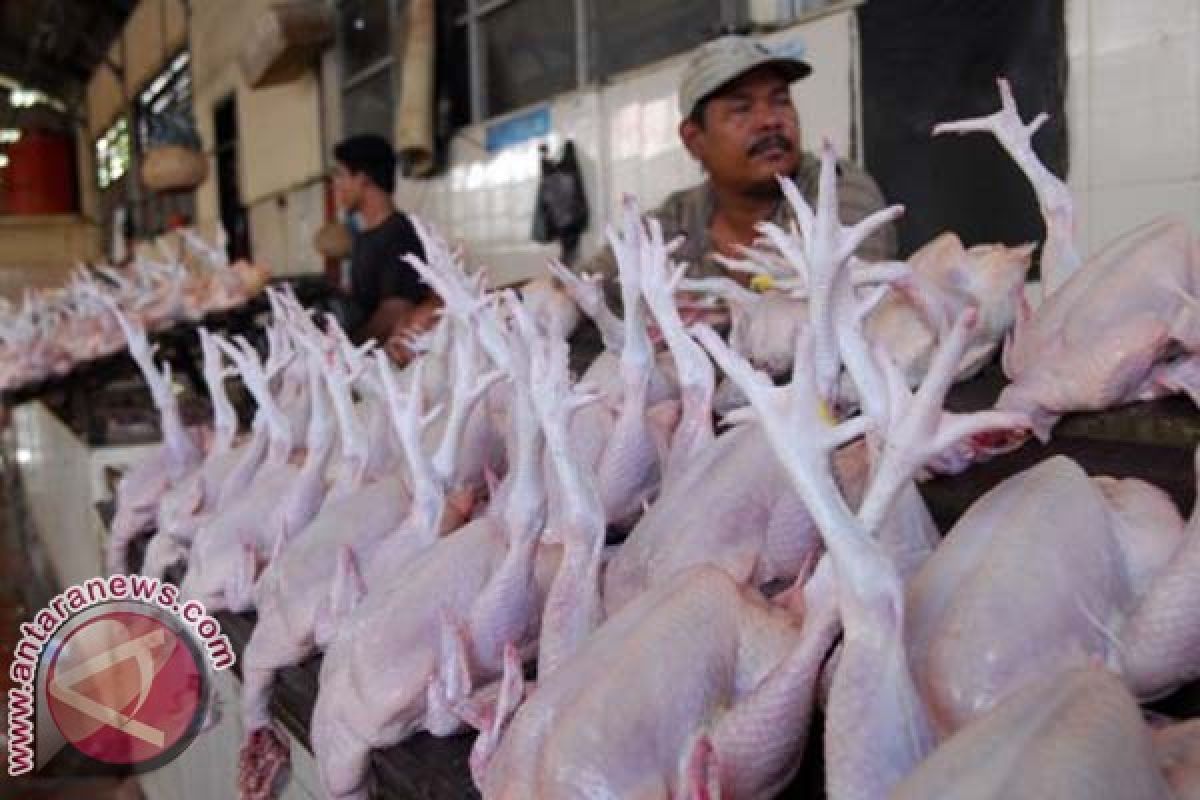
[680,66,801,196]
[332,164,367,213]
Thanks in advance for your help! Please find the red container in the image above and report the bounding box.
[1,130,78,214]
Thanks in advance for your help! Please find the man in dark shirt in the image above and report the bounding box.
[332,134,438,359]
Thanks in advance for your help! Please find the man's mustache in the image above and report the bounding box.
[747,134,794,158]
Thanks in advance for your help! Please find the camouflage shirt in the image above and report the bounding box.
[580,150,897,280]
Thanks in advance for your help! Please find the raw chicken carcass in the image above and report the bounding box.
[603,179,955,614]
[557,203,678,526]
[691,231,1032,416]
[309,310,559,800]
[933,78,1081,295]
[893,668,1177,800]
[693,142,1029,800]
[859,232,1034,389]
[106,309,205,573]
[935,78,1200,439]
[995,216,1200,439]
[238,475,412,799]
[140,326,269,580]
[476,562,839,799]
[634,216,717,487]
[1153,719,1200,800]
[238,330,497,800]
[0,225,267,393]
[475,317,840,800]
[515,323,609,681]
[602,419,861,615]
[695,314,975,800]
[519,275,580,340]
[414,215,679,529]
[179,336,336,611]
[906,449,1200,735]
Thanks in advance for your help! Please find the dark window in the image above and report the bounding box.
[482,0,576,116]
[214,95,251,262]
[136,51,194,153]
[859,0,1067,273]
[339,0,396,139]
[343,70,395,138]
[591,0,722,80]
[95,117,131,190]
[458,0,733,120]
[339,0,394,78]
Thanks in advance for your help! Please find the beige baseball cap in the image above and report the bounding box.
[679,35,812,119]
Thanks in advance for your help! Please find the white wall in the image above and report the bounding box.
[396,8,861,287]
[1066,0,1200,256]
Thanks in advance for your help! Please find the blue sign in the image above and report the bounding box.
[485,106,551,152]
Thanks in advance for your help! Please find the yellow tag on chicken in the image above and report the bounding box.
[818,399,836,425]
[750,274,775,292]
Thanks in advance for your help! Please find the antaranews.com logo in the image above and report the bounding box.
[6,574,234,776]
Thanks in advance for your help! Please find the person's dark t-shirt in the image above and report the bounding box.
[350,211,430,318]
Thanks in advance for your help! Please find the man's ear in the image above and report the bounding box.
[679,118,705,162]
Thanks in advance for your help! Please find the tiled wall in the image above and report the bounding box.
[12,404,107,589]
[1066,0,1200,256]
[9,406,186,592]
[396,7,860,287]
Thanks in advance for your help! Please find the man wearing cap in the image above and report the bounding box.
[332,133,439,359]
[581,34,895,282]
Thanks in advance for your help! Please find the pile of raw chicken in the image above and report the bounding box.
[107,81,1200,799]
[0,228,269,392]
